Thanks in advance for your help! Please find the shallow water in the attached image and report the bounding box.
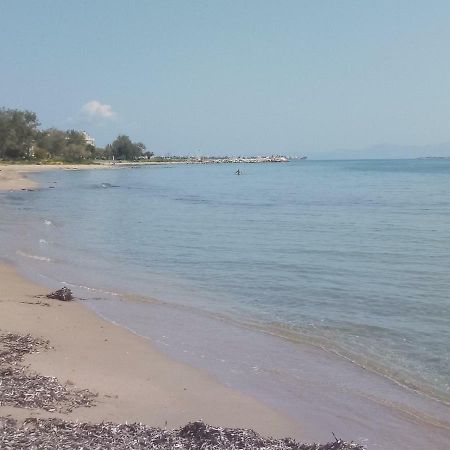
[1,160,450,447]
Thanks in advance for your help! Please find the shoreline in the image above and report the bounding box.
[0,161,199,189]
[0,163,111,191]
[0,164,301,438]
[0,262,300,438]
[1,163,450,449]
[87,289,450,449]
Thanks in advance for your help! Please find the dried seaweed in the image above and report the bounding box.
[46,287,74,302]
[0,333,96,412]
[0,333,50,366]
[0,418,366,450]
[0,334,365,448]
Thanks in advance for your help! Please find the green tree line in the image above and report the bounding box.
[0,107,152,162]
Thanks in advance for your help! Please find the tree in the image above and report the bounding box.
[36,128,97,161]
[101,144,114,160]
[0,106,154,163]
[62,143,88,161]
[65,129,85,146]
[0,108,40,159]
[110,135,145,160]
[33,147,50,160]
[36,128,66,157]
[86,144,97,159]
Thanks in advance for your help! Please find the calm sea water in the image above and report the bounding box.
[1,160,450,445]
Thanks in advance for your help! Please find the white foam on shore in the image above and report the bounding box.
[16,250,51,262]
[85,295,450,450]
[61,281,120,297]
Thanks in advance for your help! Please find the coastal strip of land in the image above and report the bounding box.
[0,266,369,450]
[0,163,116,191]
[0,262,304,439]
[0,164,50,190]
[1,162,449,450]
[0,164,309,443]
[0,163,370,450]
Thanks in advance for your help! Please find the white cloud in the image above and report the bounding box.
[81,100,116,120]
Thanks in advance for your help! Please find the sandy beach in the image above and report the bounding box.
[0,162,147,192]
[0,164,51,190]
[0,164,303,440]
[0,163,115,191]
[0,262,302,437]
[2,163,450,450]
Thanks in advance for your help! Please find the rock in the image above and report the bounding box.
[46,287,74,302]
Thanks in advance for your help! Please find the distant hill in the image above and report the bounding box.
[313,142,450,160]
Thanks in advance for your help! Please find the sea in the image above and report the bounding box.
[1,159,449,449]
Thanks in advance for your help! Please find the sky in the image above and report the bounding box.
[1,1,450,157]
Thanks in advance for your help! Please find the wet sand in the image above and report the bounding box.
[1,164,450,450]
[0,262,300,438]
[0,164,300,438]
[0,163,112,191]
[0,161,190,192]
[0,164,50,190]
[90,293,450,450]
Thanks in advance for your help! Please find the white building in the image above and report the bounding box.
[81,131,95,147]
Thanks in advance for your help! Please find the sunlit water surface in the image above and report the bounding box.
[1,160,450,448]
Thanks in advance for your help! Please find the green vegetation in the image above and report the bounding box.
[34,128,96,162]
[105,135,148,161]
[0,108,39,159]
[0,107,153,163]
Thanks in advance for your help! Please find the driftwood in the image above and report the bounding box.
[0,332,96,412]
[0,418,366,450]
[46,286,74,302]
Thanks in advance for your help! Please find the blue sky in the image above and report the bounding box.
[1,1,450,157]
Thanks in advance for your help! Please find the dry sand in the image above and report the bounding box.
[0,164,50,190]
[0,164,300,439]
[0,163,127,191]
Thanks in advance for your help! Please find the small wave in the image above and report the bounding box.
[39,239,48,245]
[16,250,51,262]
[174,195,210,205]
[61,281,119,297]
[92,183,120,189]
[44,220,53,226]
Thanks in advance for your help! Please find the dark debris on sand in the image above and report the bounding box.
[0,333,96,412]
[0,418,366,450]
[0,333,365,449]
[46,287,74,302]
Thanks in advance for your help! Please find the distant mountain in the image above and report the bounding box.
[313,142,450,160]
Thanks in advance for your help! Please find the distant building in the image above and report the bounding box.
[81,131,95,147]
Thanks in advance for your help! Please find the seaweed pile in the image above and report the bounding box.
[0,333,96,412]
[46,287,74,302]
[0,332,365,449]
[0,418,365,450]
